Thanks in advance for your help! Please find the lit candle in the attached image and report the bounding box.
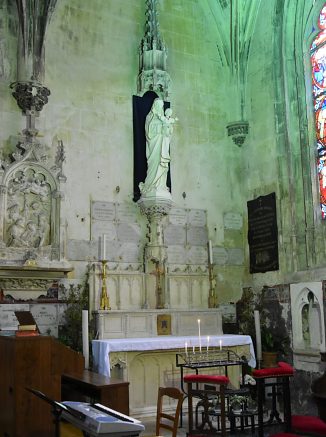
[185,341,188,356]
[101,234,106,260]
[198,319,202,352]
[207,336,210,352]
[219,339,222,350]
[208,240,213,264]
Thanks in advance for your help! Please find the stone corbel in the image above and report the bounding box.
[226,121,249,146]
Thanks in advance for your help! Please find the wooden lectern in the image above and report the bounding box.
[0,335,84,437]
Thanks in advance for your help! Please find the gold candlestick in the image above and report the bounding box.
[100,260,110,310]
[208,263,218,308]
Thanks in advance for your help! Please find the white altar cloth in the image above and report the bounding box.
[92,334,256,377]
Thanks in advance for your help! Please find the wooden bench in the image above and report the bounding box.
[61,369,130,415]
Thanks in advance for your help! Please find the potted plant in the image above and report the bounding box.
[261,324,290,368]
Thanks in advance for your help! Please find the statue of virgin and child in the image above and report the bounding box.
[139,98,178,197]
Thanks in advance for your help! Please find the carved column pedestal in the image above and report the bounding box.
[138,195,172,309]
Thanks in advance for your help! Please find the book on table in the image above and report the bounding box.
[14,311,39,333]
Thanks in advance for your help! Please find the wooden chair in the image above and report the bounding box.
[184,374,230,437]
[155,386,184,437]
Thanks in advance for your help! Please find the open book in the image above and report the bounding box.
[14,311,39,332]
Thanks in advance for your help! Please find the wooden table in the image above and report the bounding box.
[61,369,130,415]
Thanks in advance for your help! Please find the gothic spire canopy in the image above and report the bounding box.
[138,0,171,100]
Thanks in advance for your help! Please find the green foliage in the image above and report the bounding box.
[260,324,290,354]
[58,271,93,353]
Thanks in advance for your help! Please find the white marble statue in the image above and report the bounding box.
[139,98,177,197]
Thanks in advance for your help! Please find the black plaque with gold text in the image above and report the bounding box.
[247,193,279,273]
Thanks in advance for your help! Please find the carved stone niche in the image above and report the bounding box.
[0,138,71,277]
[290,282,326,372]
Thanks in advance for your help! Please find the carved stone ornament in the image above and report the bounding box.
[10,81,51,114]
[0,135,68,267]
[226,121,249,146]
[137,0,171,99]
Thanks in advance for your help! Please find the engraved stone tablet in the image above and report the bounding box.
[31,304,57,325]
[188,209,207,227]
[117,223,141,243]
[168,208,187,226]
[67,239,98,261]
[164,225,186,245]
[91,201,116,221]
[213,247,228,265]
[187,246,208,265]
[91,222,117,241]
[167,245,187,264]
[0,304,29,328]
[118,243,141,263]
[224,212,243,230]
[187,227,208,246]
[227,248,244,265]
[116,203,139,223]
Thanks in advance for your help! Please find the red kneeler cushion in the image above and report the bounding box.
[292,415,326,436]
[253,362,294,378]
[184,374,229,385]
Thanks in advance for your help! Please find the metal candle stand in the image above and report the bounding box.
[100,260,110,310]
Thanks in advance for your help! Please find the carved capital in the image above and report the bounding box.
[10,81,50,113]
[226,121,249,147]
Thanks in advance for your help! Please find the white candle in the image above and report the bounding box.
[208,240,213,264]
[207,336,210,351]
[101,234,106,260]
[198,319,202,352]
[82,310,89,369]
[185,341,188,356]
[254,310,262,361]
[219,339,222,350]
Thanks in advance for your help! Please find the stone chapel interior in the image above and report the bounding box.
[1,0,326,436]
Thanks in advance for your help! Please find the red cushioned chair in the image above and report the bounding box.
[184,374,229,437]
[291,414,326,436]
[252,361,294,437]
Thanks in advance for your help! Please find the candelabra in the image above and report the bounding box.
[100,260,110,310]
[208,262,218,308]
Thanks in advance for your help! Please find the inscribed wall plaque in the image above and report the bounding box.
[247,192,279,273]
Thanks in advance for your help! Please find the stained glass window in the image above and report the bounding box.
[311,4,326,218]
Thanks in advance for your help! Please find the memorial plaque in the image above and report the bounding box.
[164,225,186,245]
[224,212,243,230]
[247,192,279,273]
[213,247,228,265]
[91,221,117,241]
[67,240,98,261]
[118,243,141,263]
[117,223,141,243]
[187,246,208,265]
[187,209,207,227]
[169,208,187,226]
[227,248,244,265]
[31,304,57,325]
[91,201,116,221]
[187,226,208,246]
[167,245,187,264]
[116,203,139,223]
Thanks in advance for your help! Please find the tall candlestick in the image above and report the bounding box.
[254,310,262,362]
[198,319,202,352]
[207,336,210,352]
[101,234,106,260]
[185,341,188,356]
[219,339,222,350]
[208,240,213,264]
